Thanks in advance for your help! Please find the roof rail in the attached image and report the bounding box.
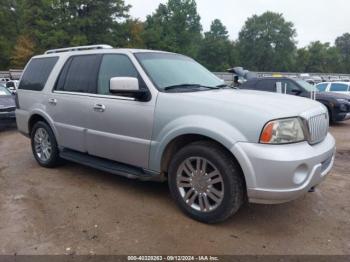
[45,44,113,54]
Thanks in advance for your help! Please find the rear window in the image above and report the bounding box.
[19,57,58,91]
[330,83,349,92]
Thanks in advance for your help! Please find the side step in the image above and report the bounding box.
[60,149,162,181]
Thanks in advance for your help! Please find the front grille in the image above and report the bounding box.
[307,113,329,144]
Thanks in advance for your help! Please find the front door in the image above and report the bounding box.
[85,54,155,169]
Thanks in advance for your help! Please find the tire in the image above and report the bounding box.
[30,121,61,168]
[327,107,334,125]
[168,141,245,223]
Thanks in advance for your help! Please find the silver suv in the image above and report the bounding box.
[16,45,336,223]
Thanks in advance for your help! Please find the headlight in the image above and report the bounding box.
[260,118,306,144]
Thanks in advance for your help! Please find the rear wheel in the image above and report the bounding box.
[168,141,245,223]
[31,121,61,167]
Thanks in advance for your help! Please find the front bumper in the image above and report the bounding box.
[0,111,16,123]
[336,112,350,121]
[232,133,336,204]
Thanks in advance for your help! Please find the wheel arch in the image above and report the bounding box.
[157,133,247,194]
[28,111,58,138]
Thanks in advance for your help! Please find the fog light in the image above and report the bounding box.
[293,164,309,185]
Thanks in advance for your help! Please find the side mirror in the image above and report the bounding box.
[291,88,301,95]
[109,77,149,100]
[6,82,15,89]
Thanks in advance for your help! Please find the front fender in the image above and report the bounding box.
[149,115,247,172]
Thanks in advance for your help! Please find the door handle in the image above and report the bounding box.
[93,104,106,112]
[48,98,57,105]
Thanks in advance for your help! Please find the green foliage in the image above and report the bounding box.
[237,11,297,72]
[197,19,238,71]
[295,41,343,73]
[0,1,349,74]
[142,0,202,57]
[335,33,350,72]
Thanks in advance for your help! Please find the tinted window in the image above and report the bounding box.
[97,54,140,95]
[255,79,276,92]
[277,80,300,94]
[19,57,58,91]
[317,83,328,92]
[56,55,101,93]
[330,83,349,92]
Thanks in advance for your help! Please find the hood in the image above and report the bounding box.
[185,89,324,118]
[0,95,16,109]
[156,89,326,143]
[316,91,350,101]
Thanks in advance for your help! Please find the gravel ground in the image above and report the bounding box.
[0,121,349,255]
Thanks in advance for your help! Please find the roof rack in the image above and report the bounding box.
[45,44,113,54]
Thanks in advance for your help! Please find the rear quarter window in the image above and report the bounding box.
[19,57,59,91]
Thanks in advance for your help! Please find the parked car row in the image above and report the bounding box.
[239,77,350,123]
[0,84,16,126]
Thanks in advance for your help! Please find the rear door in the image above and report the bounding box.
[47,54,101,152]
[85,54,155,168]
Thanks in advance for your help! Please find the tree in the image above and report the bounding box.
[142,0,202,57]
[10,35,35,68]
[335,33,350,73]
[295,41,343,73]
[197,19,238,71]
[0,0,21,69]
[237,11,297,72]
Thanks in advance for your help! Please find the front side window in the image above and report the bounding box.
[56,55,101,93]
[317,83,328,92]
[134,52,223,91]
[330,83,349,92]
[19,57,58,91]
[256,79,276,92]
[97,54,140,95]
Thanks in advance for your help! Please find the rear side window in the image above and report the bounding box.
[317,83,328,92]
[56,55,101,93]
[330,83,349,92]
[19,57,58,91]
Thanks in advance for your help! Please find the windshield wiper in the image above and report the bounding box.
[164,84,219,91]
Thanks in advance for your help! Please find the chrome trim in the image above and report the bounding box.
[305,113,329,145]
[53,90,136,101]
[45,44,113,54]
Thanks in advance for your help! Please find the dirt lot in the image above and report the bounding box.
[0,121,349,255]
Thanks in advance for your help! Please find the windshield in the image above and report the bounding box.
[135,52,224,91]
[295,79,317,92]
[0,85,11,96]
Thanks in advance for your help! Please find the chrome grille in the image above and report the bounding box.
[307,113,329,144]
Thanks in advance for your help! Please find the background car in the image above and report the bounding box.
[5,80,19,94]
[0,84,16,126]
[240,77,350,123]
[316,82,350,95]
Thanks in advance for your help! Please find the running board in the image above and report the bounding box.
[60,149,162,181]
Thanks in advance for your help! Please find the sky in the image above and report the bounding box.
[125,0,350,47]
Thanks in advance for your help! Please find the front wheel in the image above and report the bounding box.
[168,141,245,223]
